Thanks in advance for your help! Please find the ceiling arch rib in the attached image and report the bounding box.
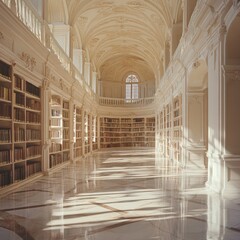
[58,0,181,92]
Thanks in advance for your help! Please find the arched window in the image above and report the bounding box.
[125,74,139,100]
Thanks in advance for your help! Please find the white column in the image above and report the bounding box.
[69,98,74,163]
[206,25,226,194]
[42,78,50,172]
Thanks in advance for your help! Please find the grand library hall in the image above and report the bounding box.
[0,0,240,239]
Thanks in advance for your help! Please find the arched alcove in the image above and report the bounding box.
[226,14,240,65]
[225,14,240,154]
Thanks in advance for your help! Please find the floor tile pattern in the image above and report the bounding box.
[0,148,240,240]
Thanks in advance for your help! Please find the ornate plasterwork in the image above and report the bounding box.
[42,78,50,90]
[127,1,142,9]
[50,74,70,94]
[188,95,202,105]
[18,52,36,71]
[89,38,100,48]
[78,16,88,27]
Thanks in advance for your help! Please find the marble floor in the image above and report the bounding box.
[0,148,240,240]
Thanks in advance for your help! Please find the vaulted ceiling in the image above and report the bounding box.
[47,0,183,84]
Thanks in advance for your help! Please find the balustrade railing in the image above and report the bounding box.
[1,0,155,108]
[1,0,71,73]
[48,31,71,72]
[99,97,154,107]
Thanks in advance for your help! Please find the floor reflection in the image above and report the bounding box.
[0,148,240,240]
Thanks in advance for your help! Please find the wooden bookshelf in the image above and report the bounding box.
[158,111,165,155]
[84,112,90,154]
[74,105,82,159]
[172,95,182,162]
[164,104,171,159]
[145,117,155,147]
[0,59,42,188]
[132,118,145,147]
[100,117,155,148]
[100,117,121,148]
[92,116,98,151]
[62,100,70,162]
[49,94,62,168]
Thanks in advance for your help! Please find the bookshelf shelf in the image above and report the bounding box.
[49,95,71,168]
[100,117,155,148]
[0,60,42,188]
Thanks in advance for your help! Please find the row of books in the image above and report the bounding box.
[174,119,182,127]
[0,128,11,143]
[15,166,25,181]
[76,108,81,115]
[50,142,62,152]
[15,75,24,90]
[51,118,61,127]
[14,108,24,121]
[63,151,70,161]
[26,82,40,98]
[14,92,25,106]
[76,116,81,122]
[74,148,82,158]
[63,120,69,127]
[76,131,82,138]
[0,150,11,164]
[26,145,41,158]
[49,153,62,168]
[26,129,41,141]
[26,98,40,111]
[74,139,82,147]
[0,85,11,101]
[14,147,24,161]
[63,129,69,138]
[62,110,69,118]
[26,160,41,176]
[0,170,11,187]
[26,111,40,123]
[63,140,69,150]
[14,126,25,142]
[0,102,11,119]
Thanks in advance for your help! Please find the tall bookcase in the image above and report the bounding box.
[100,117,155,148]
[172,95,182,162]
[74,105,82,159]
[84,112,90,154]
[158,111,165,155]
[0,61,12,187]
[145,117,155,147]
[62,100,70,163]
[92,116,98,151]
[100,117,121,148]
[49,94,70,168]
[121,118,132,147]
[132,118,145,147]
[164,104,171,159]
[0,60,42,188]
